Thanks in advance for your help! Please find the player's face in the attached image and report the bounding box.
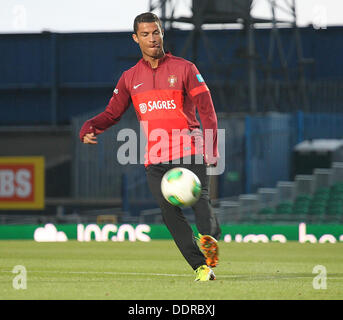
[133,22,164,60]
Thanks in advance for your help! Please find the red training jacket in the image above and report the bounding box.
[79,52,218,166]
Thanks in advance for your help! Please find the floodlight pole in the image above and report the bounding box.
[291,0,309,112]
[247,15,258,113]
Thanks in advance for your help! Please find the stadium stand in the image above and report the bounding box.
[214,162,343,225]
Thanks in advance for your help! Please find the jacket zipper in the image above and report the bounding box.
[152,69,156,89]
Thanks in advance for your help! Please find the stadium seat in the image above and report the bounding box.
[314,187,330,197]
[258,207,276,215]
[329,193,343,202]
[294,194,312,203]
[308,206,326,215]
[256,206,276,223]
[292,194,311,216]
[276,202,293,214]
[326,203,343,214]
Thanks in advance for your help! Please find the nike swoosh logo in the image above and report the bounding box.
[133,83,144,89]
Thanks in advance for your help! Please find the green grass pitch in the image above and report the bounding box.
[0,240,342,300]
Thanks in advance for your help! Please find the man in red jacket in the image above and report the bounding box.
[80,12,221,281]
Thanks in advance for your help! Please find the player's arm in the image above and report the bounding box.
[79,73,131,144]
[185,64,219,165]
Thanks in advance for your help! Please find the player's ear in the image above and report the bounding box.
[132,33,139,44]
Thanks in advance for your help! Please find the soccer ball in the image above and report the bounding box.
[161,167,202,207]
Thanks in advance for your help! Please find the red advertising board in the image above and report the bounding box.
[0,157,44,209]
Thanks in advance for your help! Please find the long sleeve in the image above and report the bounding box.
[79,72,131,141]
[184,64,218,165]
[192,91,218,164]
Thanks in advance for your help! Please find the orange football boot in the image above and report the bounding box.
[199,234,219,268]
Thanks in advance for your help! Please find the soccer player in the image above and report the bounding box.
[79,12,221,281]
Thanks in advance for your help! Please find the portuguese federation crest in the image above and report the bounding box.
[168,75,177,87]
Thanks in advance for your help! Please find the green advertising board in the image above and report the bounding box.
[0,223,342,243]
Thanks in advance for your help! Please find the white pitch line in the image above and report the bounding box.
[1,269,342,280]
[0,270,190,277]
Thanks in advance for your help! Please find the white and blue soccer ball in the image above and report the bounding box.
[161,167,202,207]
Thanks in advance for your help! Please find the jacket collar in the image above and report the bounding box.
[140,52,172,69]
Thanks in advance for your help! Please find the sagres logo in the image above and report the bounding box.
[139,103,147,114]
[139,100,177,114]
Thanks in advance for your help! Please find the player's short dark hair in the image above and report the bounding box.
[133,12,162,34]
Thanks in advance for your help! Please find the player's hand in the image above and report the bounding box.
[206,163,217,168]
[204,153,217,167]
[83,133,98,144]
